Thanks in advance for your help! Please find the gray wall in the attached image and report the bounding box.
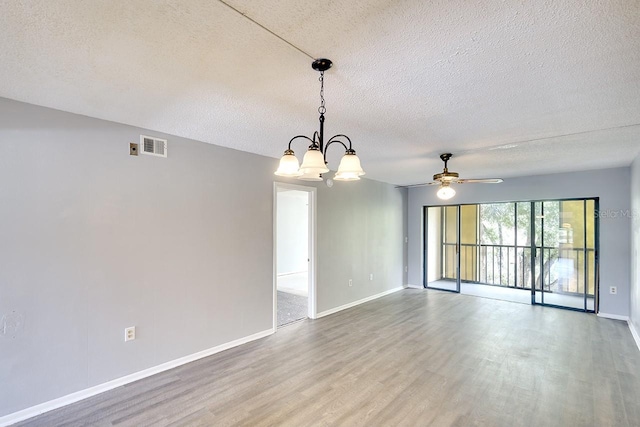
[0,98,274,416]
[408,168,631,316]
[315,178,407,313]
[631,154,640,334]
[0,98,407,417]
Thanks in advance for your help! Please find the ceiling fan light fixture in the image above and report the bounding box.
[437,184,456,200]
[432,174,458,182]
[402,152,503,190]
[274,149,303,176]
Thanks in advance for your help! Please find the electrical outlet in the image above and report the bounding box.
[348,279,352,287]
[125,326,136,342]
[369,274,374,281]
[610,286,617,295]
[405,266,408,273]
[129,142,138,156]
[405,236,408,243]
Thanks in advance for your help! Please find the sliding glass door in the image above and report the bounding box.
[424,206,459,292]
[423,198,598,312]
[467,202,533,304]
[532,199,597,311]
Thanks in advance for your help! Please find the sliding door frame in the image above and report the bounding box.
[423,205,461,293]
[530,197,599,313]
[422,197,599,313]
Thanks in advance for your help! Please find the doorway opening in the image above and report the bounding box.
[275,184,316,328]
[423,198,599,312]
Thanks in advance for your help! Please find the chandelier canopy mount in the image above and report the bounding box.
[311,58,332,72]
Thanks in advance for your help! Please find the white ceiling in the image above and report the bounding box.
[1,0,639,185]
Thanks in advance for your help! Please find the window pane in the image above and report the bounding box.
[479,203,515,246]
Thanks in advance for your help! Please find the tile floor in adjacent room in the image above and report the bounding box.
[277,271,308,327]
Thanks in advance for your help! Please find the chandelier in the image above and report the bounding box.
[274,59,365,182]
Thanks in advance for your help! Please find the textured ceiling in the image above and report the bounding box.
[1,0,639,185]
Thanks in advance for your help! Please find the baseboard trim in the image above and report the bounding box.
[629,320,640,352]
[597,312,630,321]
[0,328,274,427]
[316,286,404,319]
[405,283,423,289]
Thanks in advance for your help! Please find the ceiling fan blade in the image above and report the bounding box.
[396,182,440,188]
[456,178,503,184]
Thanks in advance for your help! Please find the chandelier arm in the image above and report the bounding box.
[326,134,353,149]
[287,135,316,150]
[323,137,350,162]
[324,139,348,152]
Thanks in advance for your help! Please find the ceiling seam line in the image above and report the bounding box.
[496,122,640,147]
[216,0,316,60]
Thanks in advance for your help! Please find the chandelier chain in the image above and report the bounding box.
[318,71,326,115]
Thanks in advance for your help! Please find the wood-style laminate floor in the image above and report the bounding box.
[14,289,640,427]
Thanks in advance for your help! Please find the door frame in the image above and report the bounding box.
[273,182,318,331]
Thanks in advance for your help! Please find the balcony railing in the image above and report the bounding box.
[442,242,595,296]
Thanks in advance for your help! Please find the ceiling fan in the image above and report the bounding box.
[404,153,503,199]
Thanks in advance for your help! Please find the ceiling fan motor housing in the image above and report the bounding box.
[433,171,459,182]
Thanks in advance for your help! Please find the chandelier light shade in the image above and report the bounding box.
[298,170,323,181]
[334,149,365,181]
[274,149,303,177]
[299,148,330,174]
[274,58,365,182]
[436,184,456,200]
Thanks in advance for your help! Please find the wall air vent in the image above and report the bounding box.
[140,135,167,158]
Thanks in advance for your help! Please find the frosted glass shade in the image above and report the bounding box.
[335,152,365,178]
[299,148,329,174]
[334,171,361,181]
[436,184,456,200]
[298,171,323,181]
[274,151,302,176]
